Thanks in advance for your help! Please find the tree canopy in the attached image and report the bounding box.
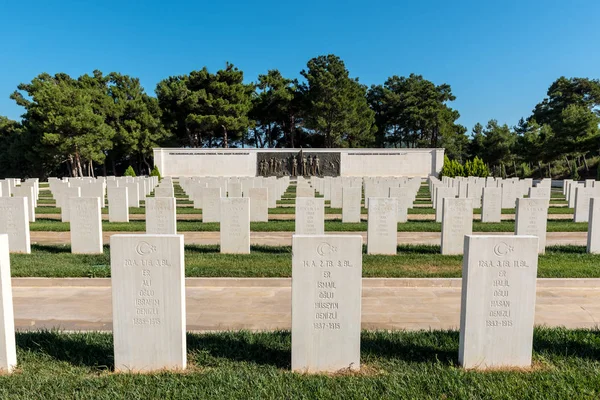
[0,58,598,179]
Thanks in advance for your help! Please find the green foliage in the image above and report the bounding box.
[521,163,531,178]
[150,165,161,180]
[441,155,488,178]
[123,165,136,177]
[300,54,376,147]
[465,157,489,177]
[439,155,464,177]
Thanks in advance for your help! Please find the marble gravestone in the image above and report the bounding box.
[146,197,177,235]
[342,187,362,223]
[481,187,501,223]
[296,198,325,235]
[110,234,186,372]
[329,184,343,209]
[108,187,129,223]
[459,235,538,369]
[61,187,81,223]
[220,197,250,254]
[125,183,140,208]
[0,235,17,373]
[202,188,222,223]
[154,186,174,198]
[573,187,595,223]
[12,185,35,223]
[291,234,362,373]
[367,197,398,255]
[296,186,315,198]
[228,182,242,198]
[587,198,600,254]
[515,198,549,254]
[69,197,103,254]
[0,197,31,254]
[435,187,455,222]
[441,198,473,255]
[249,187,268,222]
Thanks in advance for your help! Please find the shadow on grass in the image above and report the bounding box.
[16,331,114,369]
[30,244,72,254]
[187,331,291,369]
[533,327,600,360]
[545,245,587,254]
[361,330,460,365]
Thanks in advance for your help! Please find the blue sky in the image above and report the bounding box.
[1,0,599,133]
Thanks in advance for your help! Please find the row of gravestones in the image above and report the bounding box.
[0,232,541,373]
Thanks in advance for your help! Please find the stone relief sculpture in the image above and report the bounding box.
[257,151,339,177]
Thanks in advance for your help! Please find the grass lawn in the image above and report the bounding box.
[28,218,589,232]
[2,328,599,399]
[10,244,600,278]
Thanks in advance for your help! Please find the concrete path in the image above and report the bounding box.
[29,231,588,247]
[12,278,600,332]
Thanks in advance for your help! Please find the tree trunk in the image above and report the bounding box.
[143,155,151,174]
[583,154,589,171]
[222,125,228,148]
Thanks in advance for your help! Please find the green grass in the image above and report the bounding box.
[10,244,600,278]
[2,328,600,399]
[28,218,590,232]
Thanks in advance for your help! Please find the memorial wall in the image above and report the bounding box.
[153,148,445,178]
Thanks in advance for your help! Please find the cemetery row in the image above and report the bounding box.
[2,176,600,254]
[0,231,541,373]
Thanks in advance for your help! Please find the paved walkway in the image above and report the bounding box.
[11,278,600,332]
[30,231,588,246]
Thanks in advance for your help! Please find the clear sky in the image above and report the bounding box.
[1,0,599,133]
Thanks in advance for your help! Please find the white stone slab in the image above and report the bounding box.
[296,186,315,198]
[146,197,177,235]
[125,183,140,208]
[154,186,174,198]
[228,182,242,198]
[574,187,596,223]
[441,198,473,255]
[12,185,35,223]
[69,197,103,254]
[0,197,30,254]
[389,187,412,223]
[501,183,518,209]
[108,187,129,223]
[61,187,81,222]
[295,198,325,235]
[202,188,222,223]
[528,187,551,199]
[291,234,362,373]
[515,198,549,254]
[220,197,250,254]
[459,235,538,369]
[588,198,600,254]
[249,187,268,222]
[342,187,362,223]
[0,235,16,373]
[330,184,343,209]
[367,197,398,255]
[481,187,501,223]
[435,187,455,222]
[110,234,186,372]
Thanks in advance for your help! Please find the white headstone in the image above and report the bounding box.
[515,198,549,254]
[154,186,174,198]
[0,197,31,254]
[574,187,596,223]
[459,235,538,369]
[249,187,268,222]
[481,187,501,223]
[69,197,103,254]
[220,197,250,254]
[296,198,325,235]
[125,183,140,208]
[441,198,473,255]
[110,234,186,372]
[108,187,129,223]
[587,198,600,254]
[330,183,343,209]
[297,186,315,198]
[291,234,362,372]
[342,187,362,223]
[228,182,242,198]
[367,197,398,255]
[146,197,177,235]
[202,187,221,223]
[501,183,518,209]
[435,187,455,222]
[0,235,16,373]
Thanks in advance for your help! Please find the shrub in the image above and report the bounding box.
[521,163,531,178]
[571,160,580,181]
[150,165,161,181]
[123,166,136,177]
